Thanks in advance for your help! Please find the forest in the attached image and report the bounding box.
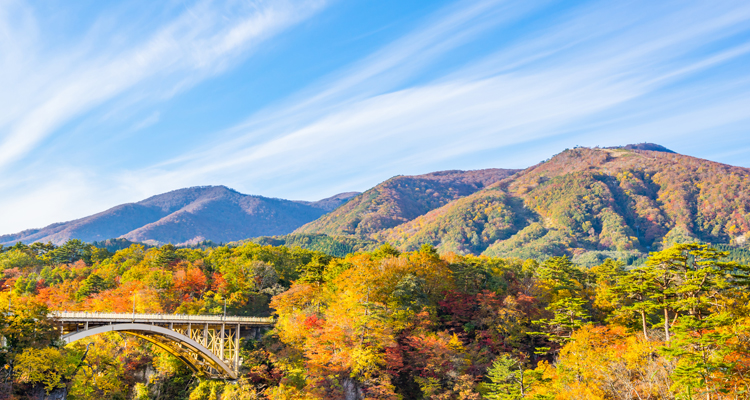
[0,238,749,399]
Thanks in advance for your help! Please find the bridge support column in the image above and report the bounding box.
[220,324,225,361]
[203,323,208,346]
[235,323,240,373]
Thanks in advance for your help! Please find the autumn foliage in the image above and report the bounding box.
[1,238,750,399]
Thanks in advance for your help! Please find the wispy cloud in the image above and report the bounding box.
[0,0,326,172]
[130,0,750,197]
[130,111,161,132]
[2,0,750,235]
[0,0,326,233]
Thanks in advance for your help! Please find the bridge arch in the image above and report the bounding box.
[63,323,237,379]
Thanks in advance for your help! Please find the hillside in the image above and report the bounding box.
[294,169,519,237]
[247,233,380,257]
[374,146,750,262]
[0,187,358,246]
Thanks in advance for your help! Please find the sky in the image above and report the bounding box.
[1,0,750,235]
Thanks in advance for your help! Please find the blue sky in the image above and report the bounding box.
[1,0,750,234]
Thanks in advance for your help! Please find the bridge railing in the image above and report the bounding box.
[50,311,274,324]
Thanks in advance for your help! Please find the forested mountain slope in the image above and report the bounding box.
[247,233,380,257]
[294,169,519,237]
[375,146,750,261]
[0,186,358,246]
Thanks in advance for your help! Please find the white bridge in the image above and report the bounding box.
[52,311,274,380]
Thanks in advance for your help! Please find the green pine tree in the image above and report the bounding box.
[484,355,530,400]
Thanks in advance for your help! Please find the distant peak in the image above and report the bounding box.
[188,185,237,193]
[144,185,233,196]
[297,192,360,212]
[323,192,360,201]
[605,143,675,153]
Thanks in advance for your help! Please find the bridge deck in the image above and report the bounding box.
[51,311,274,325]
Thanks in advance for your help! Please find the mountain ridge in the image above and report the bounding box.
[0,186,359,246]
[294,168,520,237]
[6,143,749,263]
[372,146,750,262]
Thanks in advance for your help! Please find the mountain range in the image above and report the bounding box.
[295,168,519,237]
[4,144,750,263]
[296,144,750,263]
[0,187,357,246]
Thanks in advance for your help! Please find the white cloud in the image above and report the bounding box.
[121,0,750,200]
[0,0,326,172]
[2,0,750,235]
[130,111,161,132]
[0,0,327,233]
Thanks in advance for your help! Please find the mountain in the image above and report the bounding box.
[294,169,520,237]
[372,146,750,263]
[7,144,748,263]
[0,186,358,246]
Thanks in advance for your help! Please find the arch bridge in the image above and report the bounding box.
[52,311,274,380]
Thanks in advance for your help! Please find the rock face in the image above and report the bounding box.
[0,186,359,246]
[31,385,67,400]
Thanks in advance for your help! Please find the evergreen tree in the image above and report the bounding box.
[484,355,535,400]
[642,243,736,341]
[609,267,659,338]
